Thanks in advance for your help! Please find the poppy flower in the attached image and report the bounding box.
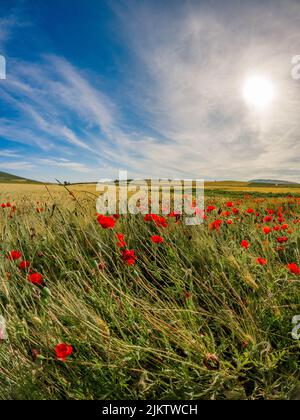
[262,226,271,235]
[246,208,254,214]
[288,263,300,275]
[241,240,249,249]
[151,235,164,244]
[55,343,73,362]
[277,236,288,244]
[144,213,158,222]
[7,250,22,261]
[28,273,43,285]
[155,216,168,228]
[226,202,234,208]
[19,260,31,270]
[122,249,137,266]
[97,215,116,229]
[206,206,216,212]
[256,257,267,266]
[222,210,231,217]
[116,233,126,248]
[209,219,222,231]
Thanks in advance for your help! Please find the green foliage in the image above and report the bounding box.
[0,191,300,400]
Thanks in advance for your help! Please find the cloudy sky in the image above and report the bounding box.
[0,0,299,182]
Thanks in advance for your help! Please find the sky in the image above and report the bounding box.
[0,0,300,183]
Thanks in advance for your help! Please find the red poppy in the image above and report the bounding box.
[28,273,43,285]
[209,219,222,231]
[262,226,271,234]
[7,250,22,261]
[155,216,168,228]
[116,233,126,248]
[206,205,216,212]
[288,263,300,275]
[241,240,249,249]
[256,257,267,266]
[19,260,31,270]
[144,213,158,222]
[151,235,164,244]
[226,201,234,208]
[277,236,288,244]
[55,343,73,361]
[97,215,116,229]
[122,249,137,266]
[222,210,231,217]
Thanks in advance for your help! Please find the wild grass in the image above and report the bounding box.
[0,184,300,400]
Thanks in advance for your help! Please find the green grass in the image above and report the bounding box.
[0,189,300,400]
[0,171,40,184]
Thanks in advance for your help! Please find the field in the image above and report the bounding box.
[0,182,300,400]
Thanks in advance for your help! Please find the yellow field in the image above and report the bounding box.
[1,180,300,400]
[0,183,98,202]
[0,181,299,199]
[205,181,300,194]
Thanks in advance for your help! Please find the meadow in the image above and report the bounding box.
[0,182,300,400]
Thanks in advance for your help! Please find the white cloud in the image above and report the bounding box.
[112,0,300,181]
[0,18,14,44]
[0,149,21,158]
[0,160,34,171]
[36,158,92,173]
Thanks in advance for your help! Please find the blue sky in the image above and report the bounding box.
[0,0,300,182]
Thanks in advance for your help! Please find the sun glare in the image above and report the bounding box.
[243,75,275,109]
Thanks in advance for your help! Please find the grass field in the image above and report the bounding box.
[0,181,300,400]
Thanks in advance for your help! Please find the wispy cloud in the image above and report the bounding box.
[0,17,15,44]
[0,160,34,171]
[112,0,300,181]
[36,158,92,173]
[0,149,21,158]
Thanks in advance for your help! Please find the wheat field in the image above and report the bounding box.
[0,182,300,400]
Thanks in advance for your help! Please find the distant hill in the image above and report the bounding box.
[0,171,40,184]
[249,179,299,185]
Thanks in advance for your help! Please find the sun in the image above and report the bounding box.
[243,75,275,109]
